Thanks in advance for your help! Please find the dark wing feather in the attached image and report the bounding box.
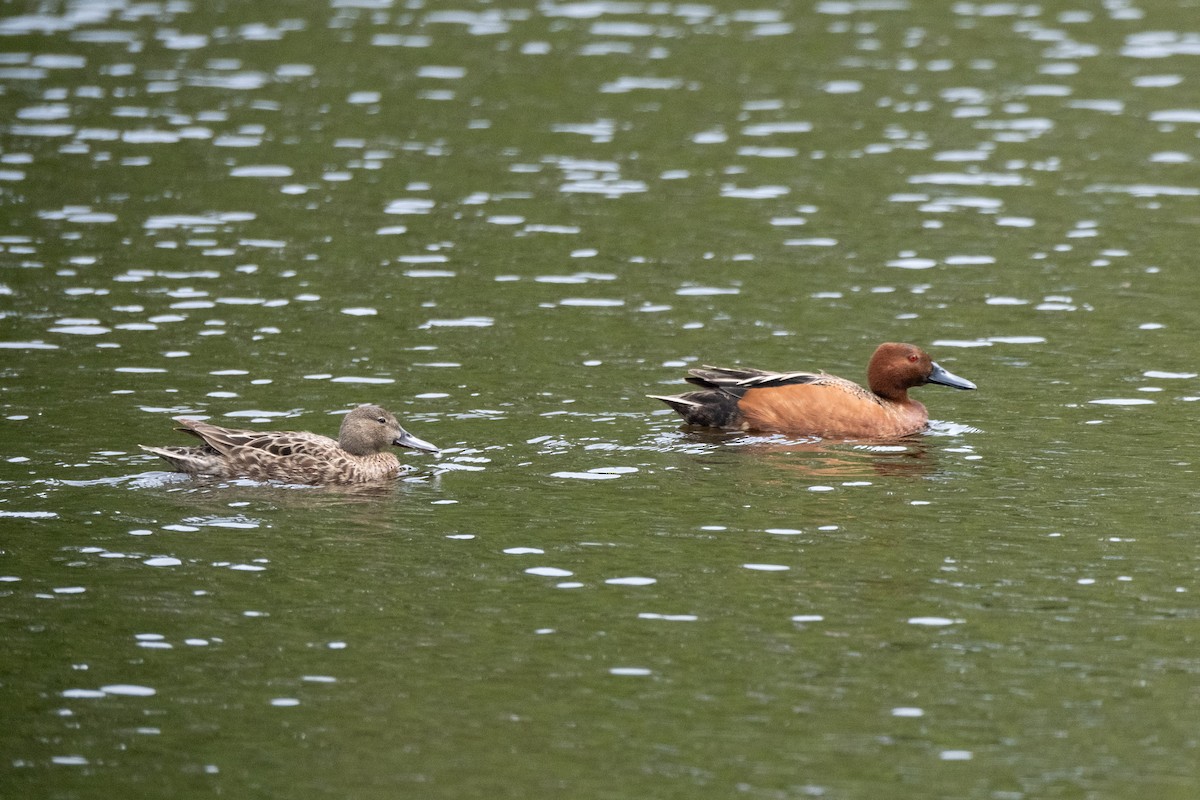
[685,366,825,393]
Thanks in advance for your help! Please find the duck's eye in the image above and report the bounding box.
[377,417,387,424]
[908,354,919,363]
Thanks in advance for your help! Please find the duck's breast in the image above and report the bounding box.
[316,451,401,483]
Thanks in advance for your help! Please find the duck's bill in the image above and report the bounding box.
[928,362,977,391]
[394,430,440,453]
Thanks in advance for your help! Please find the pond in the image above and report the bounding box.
[3,1,1200,798]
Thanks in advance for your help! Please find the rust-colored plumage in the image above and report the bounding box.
[140,404,438,484]
[650,342,975,439]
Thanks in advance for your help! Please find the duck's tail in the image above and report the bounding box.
[648,392,743,429]
[139,444,221,476]
[648,393,702,414]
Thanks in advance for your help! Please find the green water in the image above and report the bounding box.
[4,1,1200,798]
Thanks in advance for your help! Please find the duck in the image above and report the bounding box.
[140,404,438,484]
[650,342,975,439]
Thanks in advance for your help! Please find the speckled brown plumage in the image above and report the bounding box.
[650,343,975,440]
[141,404,438,484]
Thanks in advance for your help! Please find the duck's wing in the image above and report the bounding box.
[178,420,335,459]
[686,366,824,392]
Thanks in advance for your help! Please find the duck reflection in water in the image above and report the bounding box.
[673,429,941,479]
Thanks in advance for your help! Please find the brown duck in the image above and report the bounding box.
[141,404,438,484]
[651,342,976,440]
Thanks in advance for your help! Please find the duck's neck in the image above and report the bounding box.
[871,385,910,404]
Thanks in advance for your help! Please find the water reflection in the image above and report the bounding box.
[48,461,447,506]
[660,427,954,479]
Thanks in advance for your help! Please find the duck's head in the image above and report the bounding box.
[340,404,439,456]
[867,342,976,401]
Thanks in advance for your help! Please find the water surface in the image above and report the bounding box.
[4,1,1200,798]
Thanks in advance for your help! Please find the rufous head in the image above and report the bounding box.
[866,343,976,401]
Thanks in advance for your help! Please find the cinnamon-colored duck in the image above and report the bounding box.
[141,404,438,484]
[650,342,975,439]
